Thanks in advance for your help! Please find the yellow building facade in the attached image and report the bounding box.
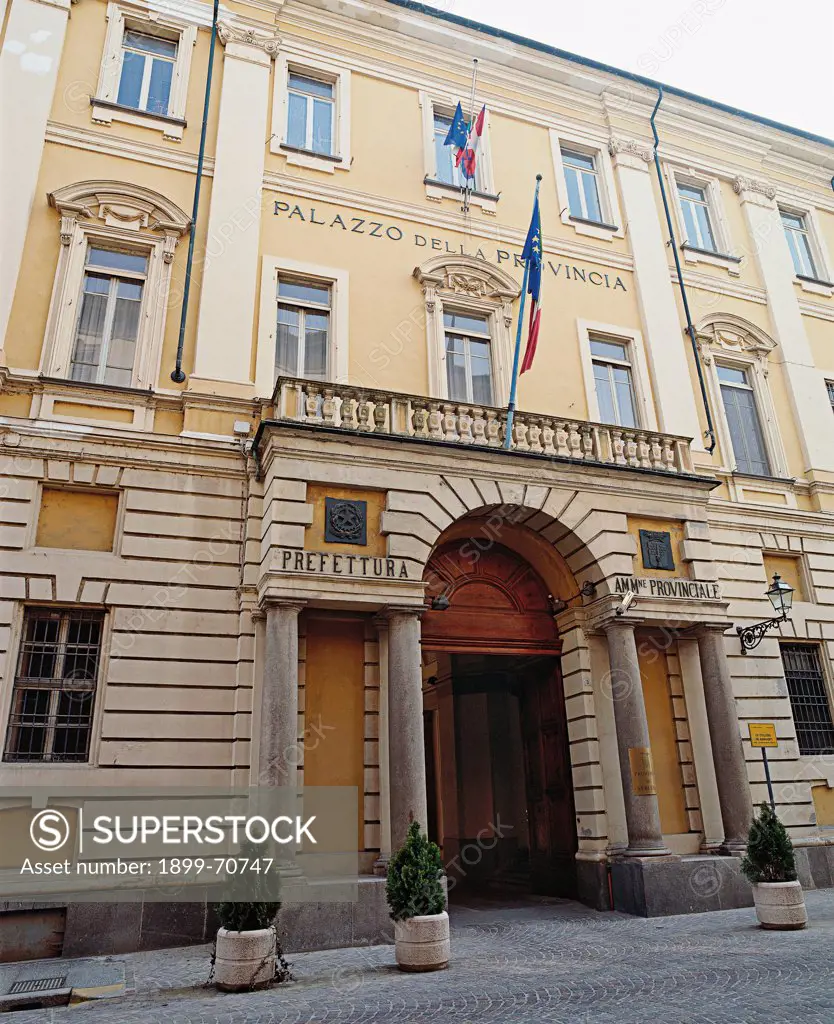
[2,0,834,953]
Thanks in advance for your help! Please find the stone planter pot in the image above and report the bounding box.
[394,911,450,972]
[752,881,808,930]
[215,926,276,991]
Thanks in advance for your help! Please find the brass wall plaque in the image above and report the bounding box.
[629,747,657,796]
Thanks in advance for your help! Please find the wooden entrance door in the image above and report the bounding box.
[518,660,577,898]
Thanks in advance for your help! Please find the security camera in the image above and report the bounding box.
[615,591,635,616]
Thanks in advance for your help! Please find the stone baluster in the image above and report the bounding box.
[636,433,651,468]
[373,400,388,433]
[457,405,474,444]
[471,407,487,445]
[321,387,337,426]
[527,418,543,453]
[567,422,582,459]
[580,424,594,461]
[427,402,444,440]
[441,403,459,442]
[540,419,555,455]
[485,410,502,446]
[411,401,429,438]
[304,384,322,422]
[512,416,529,451]
[356,394,373,431]
[624,430,639,468]
[611,428,626,465]
[649,435,664,470]
[662,437,676,472]
[554,422,570,457]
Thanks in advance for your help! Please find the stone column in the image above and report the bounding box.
[386,608,428,852]
[697,626,753,853]
[257,602,303,787]
[607,137,703,450]
[604,621,669,856]
[0,0,71,351]
[677,637,724,851]
[192,21,278,388]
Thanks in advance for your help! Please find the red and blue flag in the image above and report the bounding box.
[519,197,543,374]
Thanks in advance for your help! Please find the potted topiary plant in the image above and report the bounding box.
[214,899,281,991]
[386,820,449,972]
[741,802,807,930]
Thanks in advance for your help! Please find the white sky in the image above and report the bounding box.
[440,0,834,141]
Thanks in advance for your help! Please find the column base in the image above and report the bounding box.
[372,854,390,877]
[611,854,753,917]
[720,840,748,856]
[620,843,672,858]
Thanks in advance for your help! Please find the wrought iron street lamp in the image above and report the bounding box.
[737,573,794,654]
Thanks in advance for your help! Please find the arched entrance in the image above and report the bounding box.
[421,539,578,899]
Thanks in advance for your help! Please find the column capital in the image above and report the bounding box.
[608,136,653,171]
[218,20,281,61]
[379,604,424,621]
[732,175,776,208]
[696,622,732,637]
[263,599,306,615]
[602,616,637,636]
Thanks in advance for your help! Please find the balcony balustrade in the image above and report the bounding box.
[272,377,695,475]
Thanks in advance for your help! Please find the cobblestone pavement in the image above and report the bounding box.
[12,890,834,1024]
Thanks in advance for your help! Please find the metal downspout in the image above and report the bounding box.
[650,86,716,454]
[171,0,220,383]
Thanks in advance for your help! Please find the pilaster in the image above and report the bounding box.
[191,20,279,390]
[732,175,834,474]
[608,136,704,450]
[0,0,72,352]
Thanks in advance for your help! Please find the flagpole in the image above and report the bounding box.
[504,173,542,451]
[462,58,478,214]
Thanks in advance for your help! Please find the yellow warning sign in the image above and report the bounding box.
[749,722,778,748]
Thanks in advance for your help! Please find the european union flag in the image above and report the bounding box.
[521,197,543,303]
[443,101,469,151]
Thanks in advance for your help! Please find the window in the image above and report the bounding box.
[69,247,147,387]
[44,181,190,397]
[272,57,350,172]
[444,312,493,404]
[717,364,770,476]
[4,609,104,764]
[677,183,717,252]
[590,337,637,427]
[561,148,602,223]
[117,29,177,116]
[828,380,834,413]
[92,4,197,140]
[275,279,331,380]
[432,112,479,191]
[286,73,334,155]
[781,644,834,756]
[781,211,817,279]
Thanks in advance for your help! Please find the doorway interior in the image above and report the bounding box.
[424,652,577,900]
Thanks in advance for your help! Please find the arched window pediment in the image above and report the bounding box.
[48,180,191,238]
[695,314,777,365]
[413,254,520,303]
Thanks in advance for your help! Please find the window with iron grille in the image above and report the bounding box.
[780,643,834,756]
[4,609,104,763]
[827,380,834,414]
